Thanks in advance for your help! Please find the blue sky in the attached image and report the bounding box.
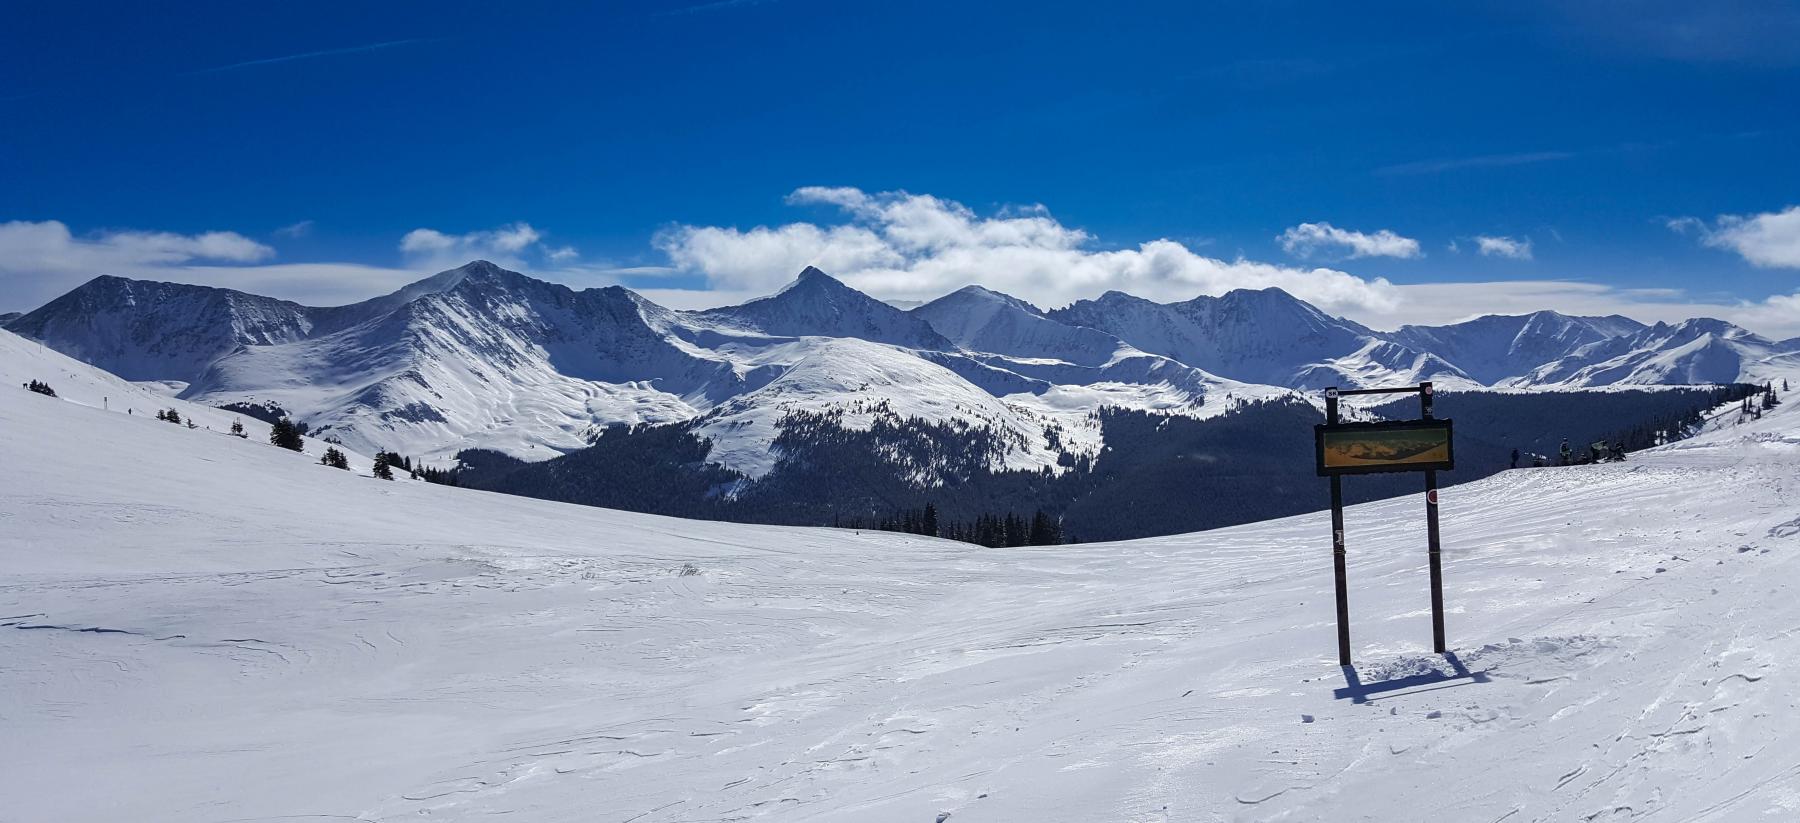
[3,1,1798,335]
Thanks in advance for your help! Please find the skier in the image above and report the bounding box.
[1510,448,1520,469]
[1559,439,1572,466]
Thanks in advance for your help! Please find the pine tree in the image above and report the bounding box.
[921,503,939,537]
[269,418,304,451]
[159,408,182,425]
[320,447,350,470]
[372,453,395,480]
[1028,510,1061,546]
[230,419,246,438]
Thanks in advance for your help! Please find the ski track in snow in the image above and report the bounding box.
[4,359,1800,820]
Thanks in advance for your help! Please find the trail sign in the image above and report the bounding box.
[1315,419,1454,476]
[1315,382,1454,666]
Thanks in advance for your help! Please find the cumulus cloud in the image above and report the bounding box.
[1277,222,1422,260]
[657,187,1400,314]
[1474,235,1534,260]
[0,220,286,309]
[397,221,591,276]
[1672,205,1800,268]
[401,222,546,257]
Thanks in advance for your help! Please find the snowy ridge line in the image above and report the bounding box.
[3,260,1794,478]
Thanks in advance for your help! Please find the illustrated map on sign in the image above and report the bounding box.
[1320,426,1452,470]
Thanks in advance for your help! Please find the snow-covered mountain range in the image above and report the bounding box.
[6,261,1795,476]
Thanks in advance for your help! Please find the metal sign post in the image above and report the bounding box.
[1315,382,1454,666]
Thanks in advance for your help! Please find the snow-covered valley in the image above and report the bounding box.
[5,323,1800,821]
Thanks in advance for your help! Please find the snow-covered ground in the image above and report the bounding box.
[4,348,1800,821]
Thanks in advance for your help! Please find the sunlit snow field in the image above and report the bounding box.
[3,335,1799,821]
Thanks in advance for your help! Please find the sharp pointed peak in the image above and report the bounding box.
[785,265,848,290]
[771,266,862,299]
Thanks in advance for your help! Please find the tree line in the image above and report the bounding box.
[840,503,1069,546]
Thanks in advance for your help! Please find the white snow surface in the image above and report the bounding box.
[7,338,1800,821]
[0,329,377,472]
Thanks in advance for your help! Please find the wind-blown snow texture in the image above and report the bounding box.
[5,329,1800,821]
[5,262,1795,481]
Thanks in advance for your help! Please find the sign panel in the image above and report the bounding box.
[1314,418,1454,476]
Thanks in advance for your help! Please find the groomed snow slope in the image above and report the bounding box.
[4,369,1800,821]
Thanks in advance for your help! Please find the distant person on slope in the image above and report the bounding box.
[1559,439,1572,466]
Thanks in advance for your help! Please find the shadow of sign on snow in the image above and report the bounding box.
[1335,651,1490,704]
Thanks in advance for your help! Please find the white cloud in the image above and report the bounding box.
[1673,205,1800,268]
[0,220,283,309]
[658,187,1400,315]
[1277,222,1422,260]
[399,222,555,266]
[0,220,274,271]
[0,217,628,313]
[1474,235,1533,260]
[1342,280,1800,341]
[0,218,448,311]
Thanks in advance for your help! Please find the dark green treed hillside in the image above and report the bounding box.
[456,387,1756,544]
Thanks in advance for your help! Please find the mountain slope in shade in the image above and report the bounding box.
[1049,287,1475,389]
[1512,317,1797,387]
[1390,311,1645,385]
[914,285,1125,367]
[5,276,321,383]
[911,283,1278,417]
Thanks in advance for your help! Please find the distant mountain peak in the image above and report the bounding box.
[702,268,954,350]
[775,265,844,294]
[941,284,1043,314]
